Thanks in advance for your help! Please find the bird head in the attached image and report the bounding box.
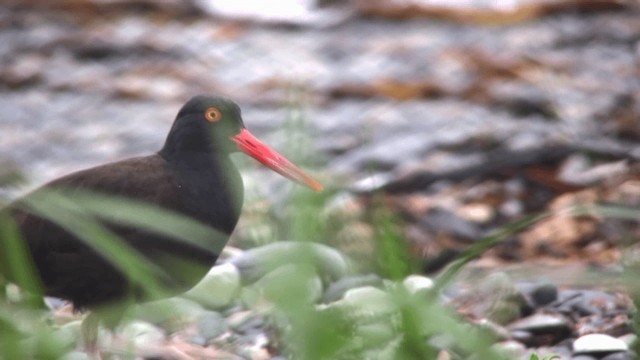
[162,95,323,192]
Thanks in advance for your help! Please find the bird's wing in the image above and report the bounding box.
[42,155,181,206]
[13,154,183,246]
[4,155,186,295]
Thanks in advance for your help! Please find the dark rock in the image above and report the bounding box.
[508,314,572,346]
[333,130,434,174]
[518,282,559,308]
[379,144,573,194]
[601,351,637,360]
[421,207,482,243]
[571,356,598,360]
[488,81,558,120]
[530,283,559,307]
[510,330,533,344]
[553,290,618,317]
[423,248,462,273]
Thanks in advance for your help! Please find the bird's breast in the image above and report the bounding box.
[170,155,244,237]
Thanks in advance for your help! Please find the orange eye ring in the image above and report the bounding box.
[205,107,222,122]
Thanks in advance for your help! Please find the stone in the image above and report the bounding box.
[492,340,526,357]
[509,313,570,333]
[477,319,510,341]
[573,334,628,354]
[184,263,241,310]
[554,290,618,317]
[479,273,528,325]
[60,351,92,360]
[510,330,533,344]
[229,241,353,284]
[618,334,637,348]
[529,282,559,307]
[601,351,637,360]
[421,207,482,243]
[242,263,323,307]
[508,314,572,342]
[403,275,434,295]
[134,297,205,332]
[227,311,264,333]
[196,311,228,343]
[57,320,83,349]
[323,274,383,303]
[329,286,397,322]
[120,321,165,348]
[355,322,396,346]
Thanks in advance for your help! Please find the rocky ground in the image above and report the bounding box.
[1,0,639,359]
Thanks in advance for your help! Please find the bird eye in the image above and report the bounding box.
[204,107,222,122]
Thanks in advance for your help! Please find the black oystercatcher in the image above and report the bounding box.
[0,95,322,350]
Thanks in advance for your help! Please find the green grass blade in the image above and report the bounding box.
[0,212,43,298]
[55,188,229,252]
[18,190,168,299]
[433,213,548,293]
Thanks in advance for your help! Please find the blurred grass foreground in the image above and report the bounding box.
[0,98,540,358]
[2,0,640,359]
[4,172,636,359]
[0,179,542,359]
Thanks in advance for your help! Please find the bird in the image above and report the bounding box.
[0,94,323,352]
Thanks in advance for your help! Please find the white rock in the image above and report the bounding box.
[573,333,628,354]
[242,263,323,308]
[120,321,165,348]
[230,241,353,284]
[61,351,92,360]
[185,263,241,310]
[194,0,352,27]
[135,297,205,332]
[403,275,434,294]
[338,286,396,321]
[493,340,526,357]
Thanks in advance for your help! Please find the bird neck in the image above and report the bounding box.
[159,126,214,157]
[158,150,244,236]
[159,118,236,158]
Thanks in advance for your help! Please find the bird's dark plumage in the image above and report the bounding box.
[1,95,322,313]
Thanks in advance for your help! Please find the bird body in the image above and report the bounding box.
[9,154,232,309]
[1,95,321,313]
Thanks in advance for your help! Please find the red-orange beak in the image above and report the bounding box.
[231,128,323,192]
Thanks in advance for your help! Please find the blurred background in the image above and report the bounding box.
[1,0,640,358]
[2,0,638,268]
